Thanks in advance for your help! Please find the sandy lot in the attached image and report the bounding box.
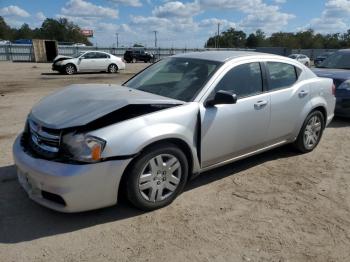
[0,61,350,262]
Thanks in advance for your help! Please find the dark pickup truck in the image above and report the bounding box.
[313,49,350,117]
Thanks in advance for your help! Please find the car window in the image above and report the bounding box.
[213,62,263,99]
[319,52,350,69]
[83,52,97,59]
[266,62,297,91]
[96,53,108,59]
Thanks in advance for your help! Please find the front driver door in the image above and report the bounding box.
[200,62,271,168]
[78,52,98,71]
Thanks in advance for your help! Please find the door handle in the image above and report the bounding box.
[298,90,309,98]
[254,100,268,109]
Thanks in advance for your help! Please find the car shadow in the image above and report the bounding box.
[0,144,296,244]
[41,72,113,76]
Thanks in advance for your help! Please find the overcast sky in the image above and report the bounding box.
[1,0,350,48]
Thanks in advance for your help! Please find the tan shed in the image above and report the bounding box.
[32,39,58,62]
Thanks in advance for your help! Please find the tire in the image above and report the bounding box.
[305,62,310,67]
[132,58,137,63]
[108,64,118,73]
[64,64,76,75]
[126,143,189,211]
[293,110,325,153]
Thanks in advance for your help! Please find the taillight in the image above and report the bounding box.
[332,83,336,96]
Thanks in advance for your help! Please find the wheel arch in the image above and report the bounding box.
[311,105,327,124]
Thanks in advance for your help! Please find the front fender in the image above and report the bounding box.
[89,103,200,170]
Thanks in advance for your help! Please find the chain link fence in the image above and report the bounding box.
[0,44,339,62]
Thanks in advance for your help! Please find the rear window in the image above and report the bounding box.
[266,62,298,91]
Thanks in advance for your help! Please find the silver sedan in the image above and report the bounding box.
[13,51,335,212]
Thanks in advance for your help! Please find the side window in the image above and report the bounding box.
[266,62,298,91]
[83,52,96,59]
[214,62,263,98]
[96,53,108,59]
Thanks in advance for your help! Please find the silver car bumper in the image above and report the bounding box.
[13,135,132,213]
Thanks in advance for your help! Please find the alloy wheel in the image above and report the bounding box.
[109,64,117,73]
[66,65,75,75]
[303,115,322,150]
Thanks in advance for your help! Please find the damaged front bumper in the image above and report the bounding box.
[52,63,65,72]
[13,135,132,213]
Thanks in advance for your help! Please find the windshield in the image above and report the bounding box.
[124,57,222,102]
[318,52,350,69]
[72,52,84,58]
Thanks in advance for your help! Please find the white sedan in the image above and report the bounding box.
[288,54,311,67]
[52,51,126,75]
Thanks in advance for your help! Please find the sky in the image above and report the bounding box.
[0,0,350,48]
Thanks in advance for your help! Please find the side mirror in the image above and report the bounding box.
[205,90,237,107]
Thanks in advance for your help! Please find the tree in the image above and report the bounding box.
[246,29,266,48]
[205,28,247,48]
[0,16,92,45]
[0,16,13,40]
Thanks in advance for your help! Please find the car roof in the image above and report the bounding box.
[172,51,279,63]
[338,49,350,53]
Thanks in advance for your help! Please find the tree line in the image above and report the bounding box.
[205,28,350,49]
[0,16,92,45]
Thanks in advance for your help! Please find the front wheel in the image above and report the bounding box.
[65,64,76,75]
[293,110,325,153]
[126,143,188,211]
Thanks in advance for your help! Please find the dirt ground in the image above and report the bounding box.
[0,61,350,262]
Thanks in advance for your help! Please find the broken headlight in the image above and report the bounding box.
[62,133,106,163]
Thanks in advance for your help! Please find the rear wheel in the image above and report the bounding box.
[108,64,118,73]
[65,64,76,75]
[132,58,137,63]
[293,110,324,153]
[126,143,188,211]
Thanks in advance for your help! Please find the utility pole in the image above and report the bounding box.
[217,22,221,49]
[115,32,119,48]
[153,30,158,48]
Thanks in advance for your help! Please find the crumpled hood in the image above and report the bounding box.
[312,68,350,81]
[53,55,73,63]
[30,84,183,129]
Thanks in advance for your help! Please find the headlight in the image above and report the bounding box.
[338,80,350,91]
[62,133,106,163]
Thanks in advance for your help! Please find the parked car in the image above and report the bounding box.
[288,54,311,67]
[313,49,350,117]
[14,51,335,212]
[52,51,125,74]
[314,52,334,67]
[13,39,32,45]
[0,39,10,45]
[72,43,86,47]
[124,49,154,63]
